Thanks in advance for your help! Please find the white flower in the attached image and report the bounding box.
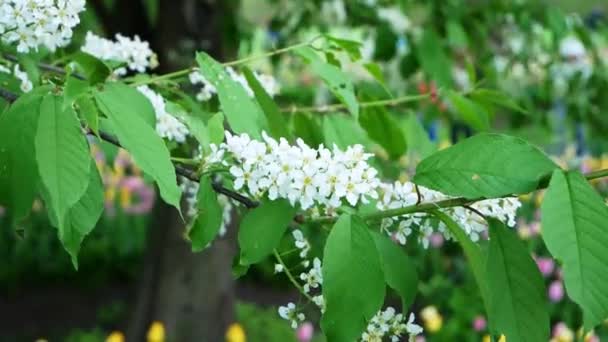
[292,229,311,258]
[560,36,586,60]
[278,302,304,329]
[362,307,420,342]
[189,68,279,101]
[274,263,284,273]
[378,6,411,34]
[13,64,32,93]
[300,257,323,293]
[312,295,325,313]
[0,0,85,52]
[82,32,158,74]
[137,86,189,142]
[405,313,423,336]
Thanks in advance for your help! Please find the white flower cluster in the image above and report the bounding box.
[206,132,380,210]
[82,32,158,75]
[278,302,305,329]
[0,63,32,92]
[377,6,411,34]
[137,86,189,143]
[551,35,593,87]
[180,176,232,238]
[276,223,422,339]
[361,308,423,342]
[189,67,280,101]
[0,0,85,53]
[275,229,325,326]
[206,131,521,246]
[377,181,521,247]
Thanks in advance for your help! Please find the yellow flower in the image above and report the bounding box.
[147,321,165,342]
[420,306,443,333]
[105,331,125,342]
[226,323,246,342]
[482,334,506,342]
[498,335,506,342]
[120,185,132,209]
[438,140,451,150]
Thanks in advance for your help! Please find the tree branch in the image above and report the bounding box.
[93,130,259,209]
[280,93,430,114]
[3,54,85,80]
[311,169,608,224]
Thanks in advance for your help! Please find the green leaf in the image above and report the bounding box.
[446,21,469,48]
[432,210,489,313]
[325,35,363,61]
[448,91,490,131]
[292,113,323,147]
[104,82,156,127]
[44,161,104,269]
[36,95,91,227]
[0,89,47,221]
[358,106,406,160]
[76,96,100,135]
[371,231,417,311]
[61,163,104,268]
[208,112,225,145]
[95,83,182,212]
[143,0,159,25]
[321,214,385,342]
[64,76,89,110]
[416,29,452,87]
[541,170,608,329]
[323,114,370,150]
[486,219,549,342]
[404,115,435,160]
[413,133,557,198]
[195,52,268,139]
[363,63,392,96]
[295,46,359,118]
[189,176,223,252]
[470,89,528,115]
[238,199,298,265]
[242,67,290,139]
[178,110,224,154]
[72,52,111,85]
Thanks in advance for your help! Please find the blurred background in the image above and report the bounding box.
[2,0,608,341]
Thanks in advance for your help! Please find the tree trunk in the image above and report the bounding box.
[88,0,238,340]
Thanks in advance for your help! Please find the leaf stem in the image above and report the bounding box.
[129,36,322,87]
[170,157,199,165]
[281,93,430,113]
[273,249,314,302]
[223,37,320,67]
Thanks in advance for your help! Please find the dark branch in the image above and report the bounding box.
[463,205,486,220]
[0,88,18,102]
[94,130,259,208]
[3,54,85,80]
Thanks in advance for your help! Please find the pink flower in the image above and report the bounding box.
[472,315,486,332]
[296,322,314,342]
[551,322,571,338]
[548,280,564,302]
[535,257,555,277]
[120,176,156,214]
[415,336,426,342]
[429,233,444,248]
